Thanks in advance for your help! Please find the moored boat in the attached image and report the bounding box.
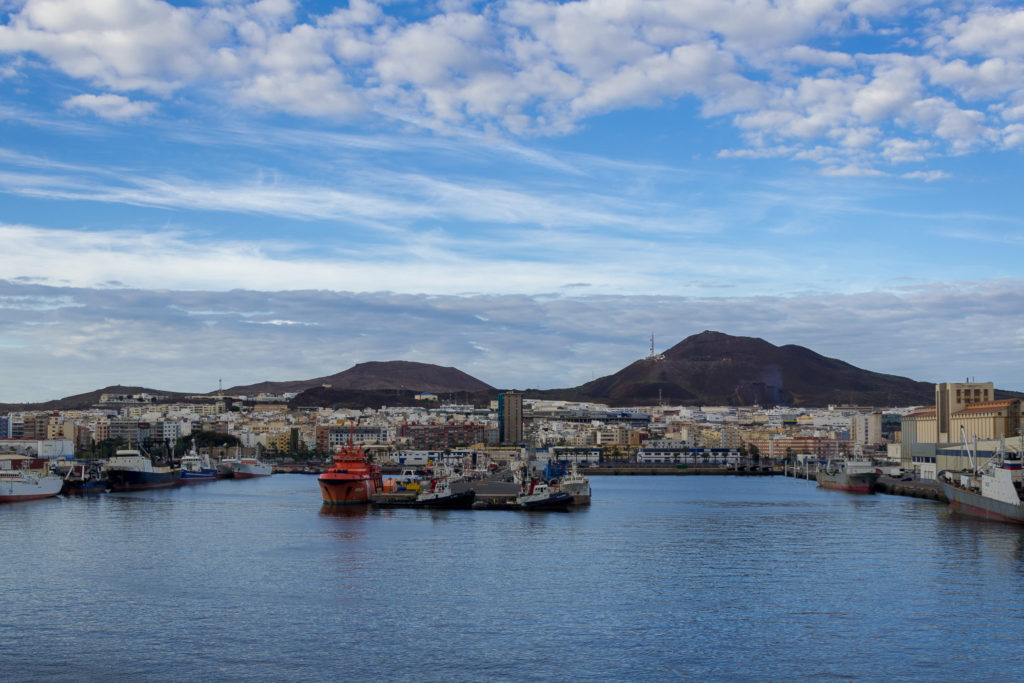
[816,458,879,493]
[939,432,1024,524]
[374,463,475,509]
[105,449,181,491]
[318,432,383,505]
[472,461,573,511]
[0,469,63,503]
[231,456,272,479]
[180,442,218,483]
[552,462,591,505]
[60,462,108,495]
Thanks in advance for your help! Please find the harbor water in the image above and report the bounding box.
[4,474,1024,680]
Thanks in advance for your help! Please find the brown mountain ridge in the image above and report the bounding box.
[527,330,939,407]
[7,332,1016,410]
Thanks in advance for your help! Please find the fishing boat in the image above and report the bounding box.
[318,430,383,505]
[60,462,108,495]
[939,431,1024,524]
[816,457,879,493]
[105,448,182,491]
[552,462,591,505]
[472,460,573,511]
[374,463,475,509]
[180,442,218,483]
[0,468,63,503]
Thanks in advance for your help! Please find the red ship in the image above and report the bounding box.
[318,433,383,505]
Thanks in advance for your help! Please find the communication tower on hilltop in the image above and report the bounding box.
[645,334,665,362]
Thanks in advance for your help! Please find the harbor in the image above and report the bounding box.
[5,473,1023,682]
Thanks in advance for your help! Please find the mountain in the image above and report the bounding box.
[0,385,192,413]
[528,330,938,407]
[224,361,494,396]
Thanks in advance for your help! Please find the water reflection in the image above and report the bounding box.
[319,504,371,518]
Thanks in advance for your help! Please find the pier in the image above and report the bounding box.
[780,461,947,501]
[584,465,775,476]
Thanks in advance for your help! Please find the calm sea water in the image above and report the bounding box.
[3,474,1024,681]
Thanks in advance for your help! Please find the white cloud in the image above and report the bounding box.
[1,2,1023,183]
[63,93,156,120]
[901,170,950,182]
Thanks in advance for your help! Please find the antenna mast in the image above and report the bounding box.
[646,334,665,362]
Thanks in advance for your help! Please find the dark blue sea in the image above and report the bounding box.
[4,474,1024,681]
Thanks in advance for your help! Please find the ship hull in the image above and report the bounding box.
[374,490,476,509]
[107,469,181,491]
[61,480,108,495]
[816,471,878,493]
[232,470,271,479]
[180,469,218,483]
[0,476,64,503]
[473,492,574,511]
[940,481,1024,524]
[319,477,379,505]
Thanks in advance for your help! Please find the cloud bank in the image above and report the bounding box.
[2,278,1022,403]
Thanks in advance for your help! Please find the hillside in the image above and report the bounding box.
[0,385,192,413]
[528,330,938,407]
[224,361,495,396]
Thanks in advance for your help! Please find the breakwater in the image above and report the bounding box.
[584,465,774,476]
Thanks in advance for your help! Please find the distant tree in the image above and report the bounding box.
[749,444,761,464]
[189,431,241,449]
[85,437,126,460]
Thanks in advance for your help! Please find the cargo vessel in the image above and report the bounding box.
[105,449,182,491]
[815,458,879,493]
[0,469,63,503]
[939,433,1024,524]
[318,434,383,505]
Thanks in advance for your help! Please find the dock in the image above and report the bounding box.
[781,463,947,501]
[583,465,775,476]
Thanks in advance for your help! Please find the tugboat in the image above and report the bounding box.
[318,430,383,505]
[374,462,475,509]
[105,447,182,491]
[939,431,1024,524]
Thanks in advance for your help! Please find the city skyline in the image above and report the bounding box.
[2,1,1023,401]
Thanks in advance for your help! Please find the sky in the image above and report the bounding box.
[1,0,1023,403]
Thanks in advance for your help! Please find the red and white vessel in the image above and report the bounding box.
[0,469,63,503]
[232,456,272,479]
[318,432,382,505]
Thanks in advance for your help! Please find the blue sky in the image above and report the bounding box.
[1,0,1023,402]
